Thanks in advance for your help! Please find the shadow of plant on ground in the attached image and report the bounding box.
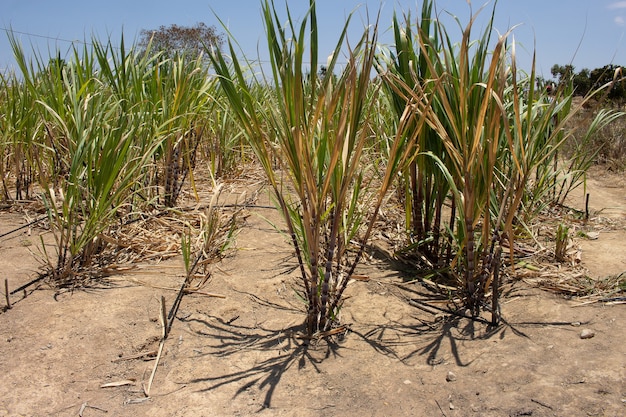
[404,316,507,366]
[175,279,570,411]
[179,313,341,410]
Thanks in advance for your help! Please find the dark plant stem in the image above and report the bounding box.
[465,216,476,314]
[491,245,502,326]
[5,279,11,309]
[446,198,456,264]
[320,206,342,332]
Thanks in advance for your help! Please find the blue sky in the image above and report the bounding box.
[1,1,626,78]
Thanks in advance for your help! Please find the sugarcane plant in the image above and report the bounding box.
[27,61,159,282]
[210,0,432,337]
[0,68,43,202]
[5,34,209,284]
[380,0,623,321]
[143,53,214,207]
[379,2,510,317]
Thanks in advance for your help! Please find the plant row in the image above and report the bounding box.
[0,0,622,336]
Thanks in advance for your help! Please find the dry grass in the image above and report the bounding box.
[564,100,626,171]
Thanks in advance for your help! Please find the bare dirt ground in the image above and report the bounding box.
[0,168,624,417]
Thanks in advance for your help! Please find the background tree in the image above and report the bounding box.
[572,68,592,96]
[551,63,575,83]
[551,63,625,100]
[138,22,223,59]
[589,65,625,100]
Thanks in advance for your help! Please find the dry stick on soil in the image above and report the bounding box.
[4,279,10,309]
[166,251,205,336]
[434,399,448,417]
[78,402,108,416]
[145,295,167,397]
[531,398,554,410]
[0,215,47,239]
[9,270,49,295]
[142,195,229,395]
[112,350,157,362]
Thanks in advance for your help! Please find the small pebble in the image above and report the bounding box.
[446,371,457,382]
[403,379,412,385]
[571,321,581,327]
[580,329,595,339]
[449,403,455,410]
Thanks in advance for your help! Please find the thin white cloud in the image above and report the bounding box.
[608,1,626,9]
[616,16,625,25]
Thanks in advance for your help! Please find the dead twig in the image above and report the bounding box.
[144,296,167,397]
[112,350,158,362]
[531,398,554,410]
[574,296,626,306]
[4,279,10,309]
[0,215,47,239]
[434,399,448,417]
[100,380,136,388]
[124,397,151,405]
[9,271,49,295]
[78,402,108,416]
